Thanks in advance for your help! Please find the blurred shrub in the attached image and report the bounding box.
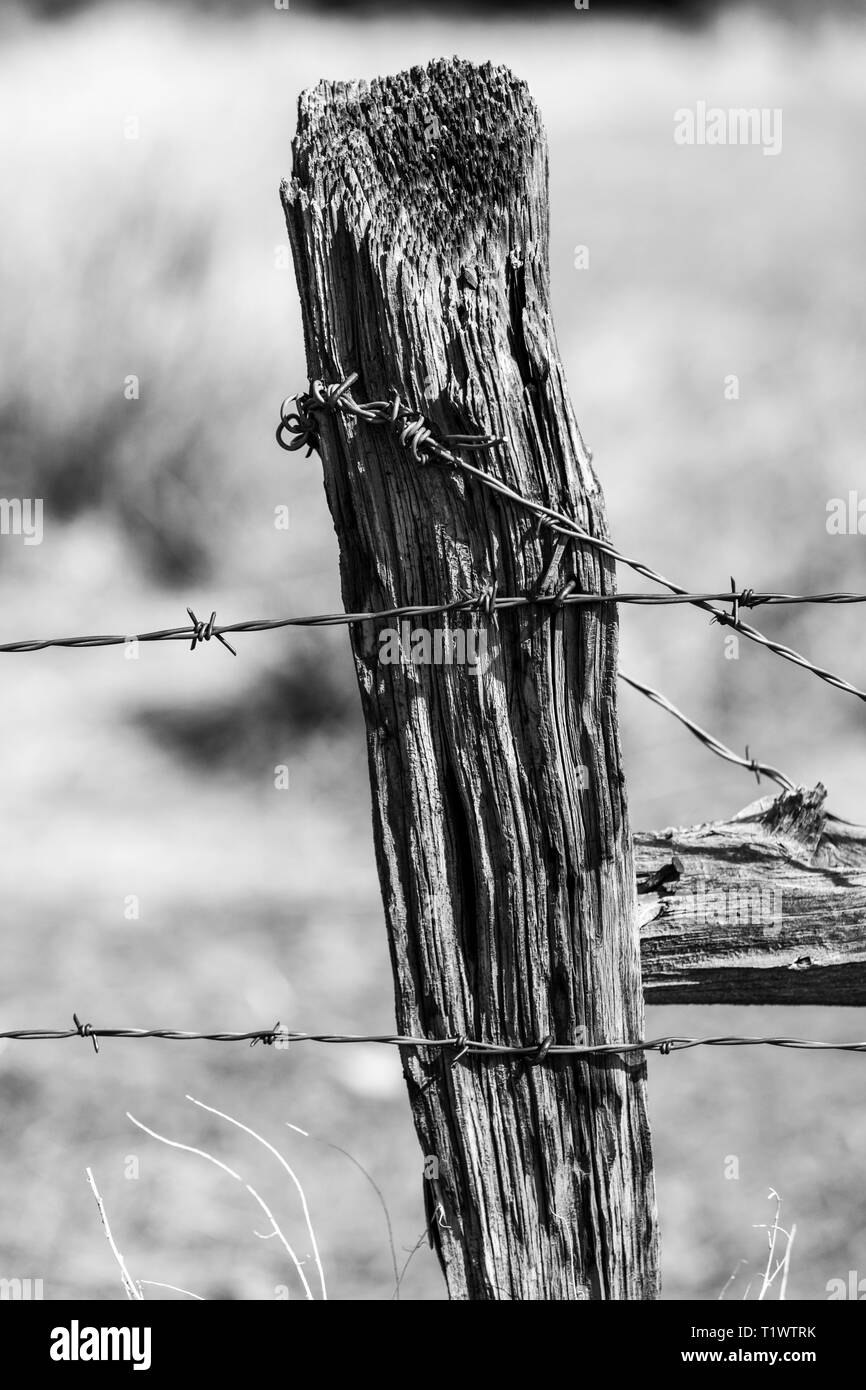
[0,9,300,582]
[134,644,361,769]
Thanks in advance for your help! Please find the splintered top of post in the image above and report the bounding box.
[287,57,547,264]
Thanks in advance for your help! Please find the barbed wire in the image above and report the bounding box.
[0,593,852,813]
[1,385,859,1083]
[2,590,866,655]
[620,671,860,826]
[618,671,796,794]
[619,671,866,825]
[278,375,866,705]
[0,591,852,807]
[4,1017,866,1059]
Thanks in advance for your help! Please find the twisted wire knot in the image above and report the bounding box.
[552,578,577,610]
[449,1034,470,1069]
[73,1012,99,1055]
[250,1020,283,1048]
[529,1034,554,1066]
[397,411,435,462]
[308,377,357,411]
[712,578,758,630]
[276,375,358,455]
[277,374,505,472]
[186,608,236,656]
[475,581,498,621]
[745,745,762,785]
[276,393,321,455]
[454,581,498,622]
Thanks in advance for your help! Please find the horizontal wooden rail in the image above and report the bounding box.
[636,786,866,1005]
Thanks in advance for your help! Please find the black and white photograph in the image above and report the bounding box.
[1,0,865,1351]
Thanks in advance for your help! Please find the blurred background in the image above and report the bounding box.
[1,0,865,1302]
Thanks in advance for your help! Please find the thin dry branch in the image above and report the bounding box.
[187,1094,326,1301]
[85,1167,142,1301]
[126,1110,314,1300]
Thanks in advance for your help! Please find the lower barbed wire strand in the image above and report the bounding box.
[3,1024,866,1056]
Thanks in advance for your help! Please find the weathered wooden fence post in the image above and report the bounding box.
[283,57,659,1300]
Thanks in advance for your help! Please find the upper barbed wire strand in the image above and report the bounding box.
[0,601,841,807]
[4,590,866,655]
[277,375,866,705]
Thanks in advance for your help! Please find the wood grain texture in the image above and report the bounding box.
[636,786,866,1004]
[283,57,658,1300]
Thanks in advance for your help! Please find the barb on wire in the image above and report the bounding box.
[3,1018,866,1058]
[276,371,505,460]
[187,608,236,656]
[278,377,866,706]
[3,590,866,656]
[619,670,861,826]
[618,671,797,794]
